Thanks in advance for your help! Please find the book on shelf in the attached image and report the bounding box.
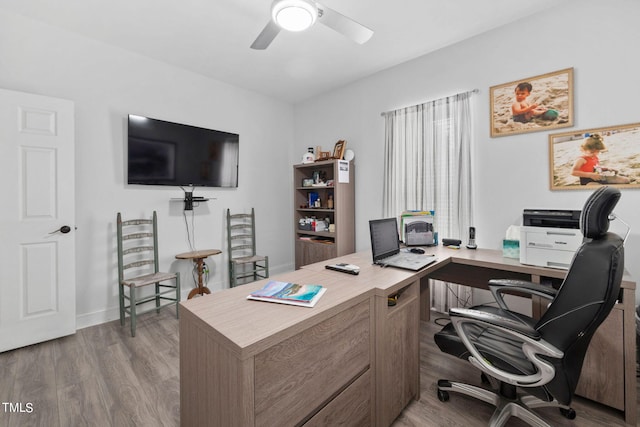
[247,280,326,308]
[312,237,333,244]
[308,192,320,208]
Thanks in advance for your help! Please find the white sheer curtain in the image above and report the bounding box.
[382,90,475,311]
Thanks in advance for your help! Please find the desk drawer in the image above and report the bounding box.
[304,369,371,427]
[254,300,371,427]
[376,280,420,426]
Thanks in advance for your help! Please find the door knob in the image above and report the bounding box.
[50,225,72,234]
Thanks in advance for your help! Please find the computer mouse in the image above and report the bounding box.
[410,248,425,254]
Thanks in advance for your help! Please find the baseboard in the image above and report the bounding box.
[76,306,121,330]
[76,262,294,330]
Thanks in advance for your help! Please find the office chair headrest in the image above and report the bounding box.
[580,186,621,239]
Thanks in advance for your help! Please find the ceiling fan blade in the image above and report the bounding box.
[250,20,281,50]
[316,3,373,44]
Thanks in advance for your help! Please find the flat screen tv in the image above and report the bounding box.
[127,114,239,187]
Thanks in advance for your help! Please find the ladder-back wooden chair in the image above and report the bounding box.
[226,208,269,287]
[117,211,180,336]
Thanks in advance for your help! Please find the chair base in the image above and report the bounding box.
[437,379,575,427]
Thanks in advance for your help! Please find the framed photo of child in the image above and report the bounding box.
[549,123,640,190]
[490,68,573,137]
[332,140,346,160]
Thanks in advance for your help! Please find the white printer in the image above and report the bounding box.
[519,209,582,270]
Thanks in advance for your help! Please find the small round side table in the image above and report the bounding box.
[175,249,222,299]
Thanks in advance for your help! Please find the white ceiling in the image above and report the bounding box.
[1,0,559,103]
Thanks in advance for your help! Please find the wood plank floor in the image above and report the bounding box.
[0,309,637,426]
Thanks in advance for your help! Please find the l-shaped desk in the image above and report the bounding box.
[179,246,637,426]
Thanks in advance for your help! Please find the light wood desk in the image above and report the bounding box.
[179,246,636,426]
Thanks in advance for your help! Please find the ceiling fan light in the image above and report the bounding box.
[272,0,317,32]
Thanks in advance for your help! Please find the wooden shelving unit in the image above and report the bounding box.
[293,159,355,269]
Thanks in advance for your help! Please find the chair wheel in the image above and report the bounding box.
[559,408,576,419]
[437,389,450,402]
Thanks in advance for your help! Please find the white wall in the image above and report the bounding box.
[0,10,296,327]
[294,0,640,305]
[2,0,638,331]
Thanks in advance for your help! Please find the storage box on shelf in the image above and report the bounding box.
[293,159,355,269]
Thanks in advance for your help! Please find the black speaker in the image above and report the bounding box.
[442,238,461,247]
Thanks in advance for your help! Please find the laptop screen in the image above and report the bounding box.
[369,218,401,262]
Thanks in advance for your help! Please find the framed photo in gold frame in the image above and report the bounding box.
[332,140,346,160]
[490,68,573,137]
[549,122,640,190]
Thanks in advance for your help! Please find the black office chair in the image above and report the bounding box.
[434,186,624,427]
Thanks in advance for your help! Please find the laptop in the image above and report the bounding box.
[369,218,437,271]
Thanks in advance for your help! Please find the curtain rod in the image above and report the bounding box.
[380,88,479,117]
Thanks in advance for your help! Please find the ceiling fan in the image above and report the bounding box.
[250,0,374,50]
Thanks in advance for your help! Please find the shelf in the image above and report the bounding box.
[297,230,335,238]
[294,159,354,268]
[170,197,212,211]
[297,238,335,245]
[296,186,334,190]
[170,198,210,202]
[294,159,337,168]
[297,208,335,213]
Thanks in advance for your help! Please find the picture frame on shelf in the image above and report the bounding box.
[315,145,331,161]
[549,122,640,190]
[490,67,573,137]
[332,140,347,160]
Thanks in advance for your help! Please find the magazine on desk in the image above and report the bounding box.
[247,280,326,307]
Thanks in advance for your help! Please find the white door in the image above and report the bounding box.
[0,88,75,352]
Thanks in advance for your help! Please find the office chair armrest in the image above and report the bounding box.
[450,307,563,388]
[450,307,540,340]
[488,279,557,311]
